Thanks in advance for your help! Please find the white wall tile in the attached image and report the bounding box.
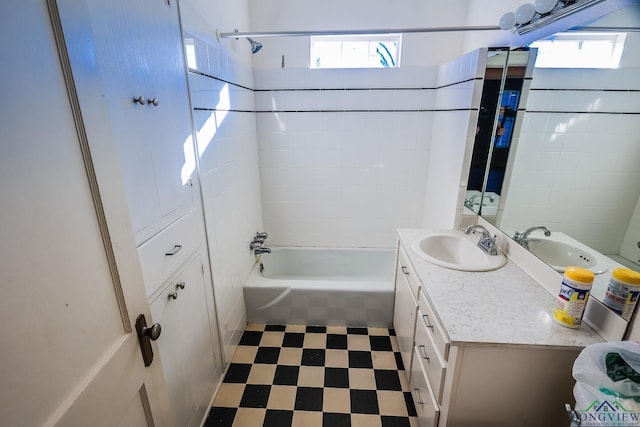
[259,108,432,247]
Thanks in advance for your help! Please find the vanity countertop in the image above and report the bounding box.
[397,228,605,349]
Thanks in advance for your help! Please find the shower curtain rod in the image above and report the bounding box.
[216,26,501,40]
[217,25,640,41]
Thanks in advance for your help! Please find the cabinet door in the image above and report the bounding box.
[393,265,418,381]
[150,255,220,427]
[85,0,195,245]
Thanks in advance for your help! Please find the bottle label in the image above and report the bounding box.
[622,287,640,321]
[554,277,591,327]
[603,278,640,321]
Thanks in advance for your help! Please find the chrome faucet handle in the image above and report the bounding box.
[256,232,268,239]
[478,235,499,256]
[464,224,491,238]
[465,225,498,256]
[249,241,263,251]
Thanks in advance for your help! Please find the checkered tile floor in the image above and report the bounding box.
[205,324,418,427]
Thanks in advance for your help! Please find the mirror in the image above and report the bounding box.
[463,4,640,321]
[465,48,534,217]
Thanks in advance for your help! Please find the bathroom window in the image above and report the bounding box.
[530,32,627,68]
[310,34,402,69]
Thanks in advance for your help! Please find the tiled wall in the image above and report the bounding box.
[499,63,640,254]
[423,49,485,229]
[255,91,433,248]
[184,30,264,362]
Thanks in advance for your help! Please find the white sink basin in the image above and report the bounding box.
[527,237,608,275]
[411,230,506,272]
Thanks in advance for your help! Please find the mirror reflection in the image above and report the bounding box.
[465,48,532,216]
[463,4,640,320]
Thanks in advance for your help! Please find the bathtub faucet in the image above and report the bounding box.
[250,231,271,255]
[254,247,271,255]
[252,231,269,243]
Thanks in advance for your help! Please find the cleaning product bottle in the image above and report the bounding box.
[554,266,594,328]
[602,267,640,321]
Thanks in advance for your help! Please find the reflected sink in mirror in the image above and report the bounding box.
[411,230,506,272]
[525,233,609,275]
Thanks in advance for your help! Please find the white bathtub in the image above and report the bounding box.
[243,247,396,327]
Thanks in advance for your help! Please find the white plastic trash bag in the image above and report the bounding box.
[573,341,640,426]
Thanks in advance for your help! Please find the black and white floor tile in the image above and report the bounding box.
[204,324,418,427]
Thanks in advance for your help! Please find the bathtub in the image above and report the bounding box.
[243,247,396,327]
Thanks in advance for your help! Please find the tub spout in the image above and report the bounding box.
[254,247,271,255]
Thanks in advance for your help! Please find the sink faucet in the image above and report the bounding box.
[513,226,551,250]
[464,224,498,256]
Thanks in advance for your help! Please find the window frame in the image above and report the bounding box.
[309,34,403,69]
[529,31,627,69]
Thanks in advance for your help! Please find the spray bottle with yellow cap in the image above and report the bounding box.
[554,266,594,328]
[602,267,640,321]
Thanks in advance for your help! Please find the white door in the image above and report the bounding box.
[0,2,172,426]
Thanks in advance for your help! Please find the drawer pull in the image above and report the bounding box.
[165,244,183,256]
[168,291,178,300]
[421,314,435,330]
[176,282,185,290]
[401,265,410,275]
[412,387,424,405]
[418,344,430,361]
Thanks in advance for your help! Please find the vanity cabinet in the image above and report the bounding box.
[394,236,598,427]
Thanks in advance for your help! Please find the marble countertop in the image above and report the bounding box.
[397,229,605,349]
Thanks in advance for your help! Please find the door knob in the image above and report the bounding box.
[132,95,146,105]
[142,323,162,341]
[135,314,161,367]
[147,97,159,106]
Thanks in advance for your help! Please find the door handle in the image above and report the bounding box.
[135,314,162,367]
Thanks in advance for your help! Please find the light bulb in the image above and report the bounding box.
[515,3,536,25]
[533,0,558,14]
[499,12,517,31]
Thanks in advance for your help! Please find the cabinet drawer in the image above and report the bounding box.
[414,308,446,403]
[138,209,202,297]
[410,347,440,427]
[398,246,420,300]
[418,289,450,361]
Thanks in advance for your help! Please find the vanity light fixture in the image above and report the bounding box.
[499,0,607,35]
